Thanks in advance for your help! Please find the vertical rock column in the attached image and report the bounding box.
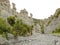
[12,3,16,15]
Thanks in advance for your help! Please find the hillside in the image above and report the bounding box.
[0,0,60,37]
[0,0,60,45]
[44,8,60,33]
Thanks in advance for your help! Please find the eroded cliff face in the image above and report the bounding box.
[0,0,34,26]
[0,0,60,34]
[0,0,41,35]
[44,8,60,33]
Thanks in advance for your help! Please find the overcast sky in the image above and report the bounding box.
[10,0,60,19]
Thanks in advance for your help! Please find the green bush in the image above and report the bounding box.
[52,25,60,33]
[0,18,7,33]
[52,29,60,33]
[41,25,44,34]
[13,19,33,36]
[0,18,10,39]
[7,16,15,26]
[0,16,33,38]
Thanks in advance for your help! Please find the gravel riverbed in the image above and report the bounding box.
[0,33,60,45]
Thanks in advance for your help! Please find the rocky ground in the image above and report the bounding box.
[0,33,60,45]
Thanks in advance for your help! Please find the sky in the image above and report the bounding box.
[10,0,60,19]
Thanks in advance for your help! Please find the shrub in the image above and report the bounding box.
[0,16,33,38]
[7,16,15,26]
[52,29,60,33]
[0,18,10,39]
[13,19,33,36]
[52,25,60,33]
[41,25,44,34]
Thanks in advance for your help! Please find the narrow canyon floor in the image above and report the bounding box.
[2,33,60,45]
